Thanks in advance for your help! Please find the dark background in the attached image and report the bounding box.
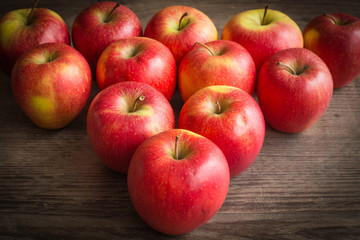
[0,0,359,239]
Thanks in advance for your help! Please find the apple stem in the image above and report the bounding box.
[324,13,337,24]
[277,62,297,75]
[132,95,145,112]
[178,12,188,30]
[27,0,39,25]
[215,101,221,114]
[174,134,181,160]
[193,42,215,56]
[105,1,120,23]
[261,4,269,25]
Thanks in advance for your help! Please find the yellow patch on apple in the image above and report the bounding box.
[0,9,30,46]
[205,56,235,68]
[0,19,18,47]
[132,105,154,117]
[31,96,55,118]
[208,85,236,94]
[304,28,320,48]
[47,9,64,21]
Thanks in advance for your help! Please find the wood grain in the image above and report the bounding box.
[1,0,360,239]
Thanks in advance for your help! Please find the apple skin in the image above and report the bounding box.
[257,48,333,133]
[178,40,256,102]
[11,43,92,129]
[221,8,303,71]
[0,8,70,75]
[127,129,230,235]
[303,13,360,88]
[87,81,175,173]
[72,1,142,70]
[178,85,265,177]
[144,5,218,65]
[97,37,176,101]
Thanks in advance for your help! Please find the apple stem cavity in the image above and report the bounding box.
[277,61,297,75]
[174,134,181,160]
[178,12,188,30]
[215,101,222,114]
[131,95,145,112]
[261,4,269,25]
[27,0,39,25]
[193,42,215,56]
[105,1,120,23]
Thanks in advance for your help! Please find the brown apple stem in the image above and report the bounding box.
[27,0,39,25]
[178,12,188,30]
[215,101,221,114]
[324,13,337,24]
[105,1,120,22]
[174,134,181,160]
[277,61,297,75]
[132,95,145,112]
[261,4,269,25]
[193,42,215,56]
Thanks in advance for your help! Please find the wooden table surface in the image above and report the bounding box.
[1,0,359,239]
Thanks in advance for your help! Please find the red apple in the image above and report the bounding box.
[0,1,70,75]
[178,85,265,177]
[96,37,176,101]
[221,5,303,71]
[144,5,218,65]
[257,48,333,133]
[127,129,230,235]
[87,81,175,173]
[303,13,360,88]
[178,40,256,102]
[11,43,92,129]
[72,1,142,70]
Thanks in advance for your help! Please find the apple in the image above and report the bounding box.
[178,40,256,102]
[72,1,142,70]
[96,37,176,101]
[87,81,175,173]
[221,5,303,71]
[303,13,360,88]
[144,5,218,65]
[11,42,92,129]
[178,85,265,177]
[257,48,333,133]
[127,129,230,235]
[0,0,70,75]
